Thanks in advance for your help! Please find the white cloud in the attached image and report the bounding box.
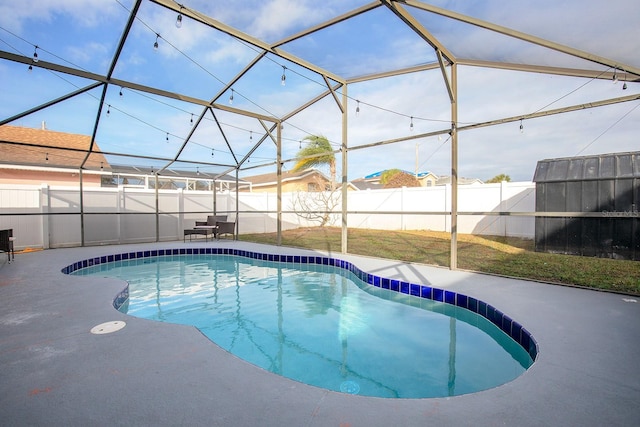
[203,38,257,67]
[249,0,314,40]
[66,41,110,66]
[0,0,122,33]
[191,0,362,41]
[482,0,640,67]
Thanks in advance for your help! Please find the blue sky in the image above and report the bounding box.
[1,0,638,182]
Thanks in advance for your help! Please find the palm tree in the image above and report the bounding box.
[292,135,336,190]
[486,173,511,183]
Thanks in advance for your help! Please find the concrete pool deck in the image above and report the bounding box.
[1,241,639,426]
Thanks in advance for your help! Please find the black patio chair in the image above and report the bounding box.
[0,229,15,263]
[216,221,235,240]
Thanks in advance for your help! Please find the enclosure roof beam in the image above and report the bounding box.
[346,57,640,86]
[348,92,640,152]
[0,50,104,83]
[402,0,640,76]
[272,2,381,48]
[155,109,210,175]
[282,82,343,122]
[82,0,140,171]
[0,82,102,127]
[80,0,143,170]
[238,146,344,172]
[154,159,235,169]
[259,120,279,147]
[237,161,277,173]
[0,50,279,124]
[457,93,640,132]
[211,108,240,164]
[150,0,345,84]
[346,62,441,84]
[347,55,640,84]
[210,51,268,105]
[237,145,347,173]
[322,75,345,114]
[107,0,142,79]
[382,0,455,64]
[238,130,273,168]
[436,50,455,103]
[348,129,450,152]
[80,83,108,169]
[458,58,640,80]
[0,139,239,168]
[382,0,457,102]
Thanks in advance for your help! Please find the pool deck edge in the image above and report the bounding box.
[1,241,639,426]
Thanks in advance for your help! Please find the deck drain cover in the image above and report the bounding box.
[339,381,360,394]
[91,321,126,335]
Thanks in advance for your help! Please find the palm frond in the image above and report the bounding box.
[292,135,335,172]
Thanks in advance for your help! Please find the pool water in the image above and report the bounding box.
[72,254,533,398]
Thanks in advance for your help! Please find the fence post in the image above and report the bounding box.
[265,192,270,233]
[117,187,123,244]
[40,184,50,249]
[401,186,406,230]
[500,181,507,237]
[444,184,451,232]
[178,188,184,240]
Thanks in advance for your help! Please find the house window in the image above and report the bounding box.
[101,174,145,188]
[150,177,184,190]
[307,182,319,192]
[101,176,117,187]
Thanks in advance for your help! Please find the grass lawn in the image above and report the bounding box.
[240,227,640,295]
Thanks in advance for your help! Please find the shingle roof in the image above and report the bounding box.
[109,164,245,183]
[364,170,433,180]
[350,180,383,190]
[242,169,327,186]
[0,125,108,169]
[435,176,484,185]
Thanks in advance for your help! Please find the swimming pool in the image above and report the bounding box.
[65,248,537,398]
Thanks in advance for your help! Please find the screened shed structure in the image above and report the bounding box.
[533,151,640,261]
[1,0,639,268]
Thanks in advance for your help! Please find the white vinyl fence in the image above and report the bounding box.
[0,182,535,250]
[348,182,535,237]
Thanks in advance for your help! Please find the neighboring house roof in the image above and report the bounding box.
[356,170,438,189]
[108,164,244,183]
[0,126,244,185]
[242,168,359,191]
[357,170,482,187]
[350,180,383,190]
[436,176,484,185]
[363,170,434,180]
[242,168,330,187]
[0,125,108,169]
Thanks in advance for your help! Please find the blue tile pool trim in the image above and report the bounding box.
[62,248,538,361]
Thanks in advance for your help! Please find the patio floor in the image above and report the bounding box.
[1,241,639,426]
